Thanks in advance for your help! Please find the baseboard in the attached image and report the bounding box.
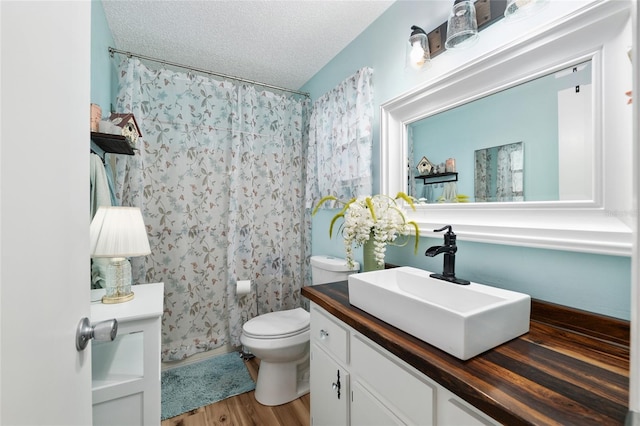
[161,343,240,371]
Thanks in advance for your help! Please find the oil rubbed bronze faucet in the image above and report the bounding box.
[425,225,470,285]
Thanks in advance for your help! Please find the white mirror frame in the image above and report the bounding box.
[381,0,633,256]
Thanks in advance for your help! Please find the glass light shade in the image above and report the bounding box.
[407,25,430,70]
[504,0,548,20]
[445,0,478,49]
[90,206,151,303]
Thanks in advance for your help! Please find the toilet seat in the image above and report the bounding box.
[242,308,310,339]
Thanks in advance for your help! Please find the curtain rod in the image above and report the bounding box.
[108,47,310,98]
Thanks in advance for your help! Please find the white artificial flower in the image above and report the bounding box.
[313,193,420,269]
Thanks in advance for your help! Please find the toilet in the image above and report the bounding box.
[240,255,359,406]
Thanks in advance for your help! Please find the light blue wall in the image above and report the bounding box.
[90,0,116,116]
[301,1,631,320]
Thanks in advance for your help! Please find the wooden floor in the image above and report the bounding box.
[161,357,310,426]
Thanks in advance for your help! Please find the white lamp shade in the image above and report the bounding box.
[90,206,151,258]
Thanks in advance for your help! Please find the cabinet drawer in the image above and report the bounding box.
[351,334,436,425]
[310,305,349,364]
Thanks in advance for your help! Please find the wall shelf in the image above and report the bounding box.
[415,172,458,185]
[91,132,134,155]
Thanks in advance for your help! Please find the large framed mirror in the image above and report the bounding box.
[408,60,592,204]
[381,0,633,255]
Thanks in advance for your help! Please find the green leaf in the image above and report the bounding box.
[408,221,420,254]
[329,213,344,238]
[365,197,377,221]
[395,191,416,211]
[312,195,338,216]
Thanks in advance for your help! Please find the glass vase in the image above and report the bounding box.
[363,233,385,272]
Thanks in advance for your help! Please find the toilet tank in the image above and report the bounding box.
[310,255,359,285]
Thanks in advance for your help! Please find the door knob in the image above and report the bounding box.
[75,317,118,351]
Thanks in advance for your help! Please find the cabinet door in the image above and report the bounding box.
[437,386,499,426]
[310,343,349,426]
[351,381,404,426]
[351,335,435,425]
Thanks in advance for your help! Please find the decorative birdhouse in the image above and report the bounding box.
[109,113,142,147]
[416,156,434,175]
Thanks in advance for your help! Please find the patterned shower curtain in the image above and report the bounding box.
[113,57,311,361]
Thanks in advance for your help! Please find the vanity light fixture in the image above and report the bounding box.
[504,0,548,20]
[407,25,431,70]
[408,0,506,64]
[90,206,151,304]
[445,0,479,49]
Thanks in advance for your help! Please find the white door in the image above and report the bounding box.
[631,0,640,415]
[0,2,93,425]
[557,82,593,201]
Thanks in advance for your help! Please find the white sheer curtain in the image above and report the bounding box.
[306,67,374,207]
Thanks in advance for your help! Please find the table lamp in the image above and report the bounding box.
[90,206,151,303]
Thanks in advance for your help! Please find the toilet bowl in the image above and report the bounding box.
[241,308,310,406]
[240,255,359,406]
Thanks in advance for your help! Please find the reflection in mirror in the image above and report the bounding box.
[408,61,592,204]
[475,141,524,202]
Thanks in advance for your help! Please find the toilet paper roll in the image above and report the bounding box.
[236,280,251,296]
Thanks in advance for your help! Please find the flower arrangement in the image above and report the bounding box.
[313,192,420,270]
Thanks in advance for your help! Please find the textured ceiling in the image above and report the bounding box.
[102,1,395,92]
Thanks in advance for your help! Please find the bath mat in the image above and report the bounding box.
[161,352,256,420]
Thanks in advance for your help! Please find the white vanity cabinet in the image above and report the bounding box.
[90,282,164,426]
[310,303,498,426]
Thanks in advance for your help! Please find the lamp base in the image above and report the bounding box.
[103,257,134,304]
[102,291,135,304]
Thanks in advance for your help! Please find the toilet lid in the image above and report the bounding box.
[243,308,310,339]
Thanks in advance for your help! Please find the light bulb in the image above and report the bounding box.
[410,42,426,69]
[407,25,430,71]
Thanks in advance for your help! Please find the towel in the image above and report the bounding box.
[90,153,112,219]
[103,160,118,206]
[442,182,458,202]
[90,153,112,288]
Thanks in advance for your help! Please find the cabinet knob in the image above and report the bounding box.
[75,317,118,351]
[320,329,329,339]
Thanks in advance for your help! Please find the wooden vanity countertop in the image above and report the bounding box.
[302,281,630,426]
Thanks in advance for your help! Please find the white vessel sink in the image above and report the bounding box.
[348,267,530,360]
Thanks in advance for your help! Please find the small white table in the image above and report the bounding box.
[91,282,164,426]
